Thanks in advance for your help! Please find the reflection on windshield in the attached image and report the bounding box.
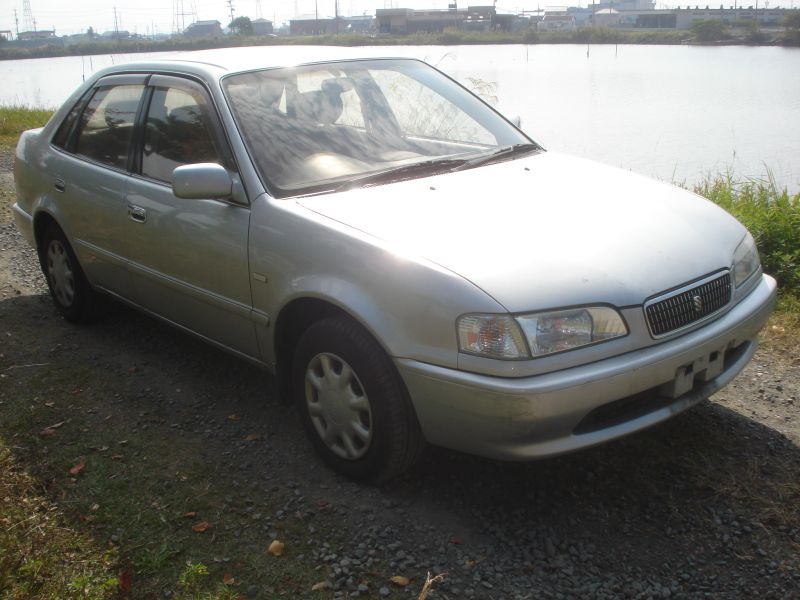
[223,59,533,197]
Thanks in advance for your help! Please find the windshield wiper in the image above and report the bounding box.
[334,157,469,192]
[453,143,541,171]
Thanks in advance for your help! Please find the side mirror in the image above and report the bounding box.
[172,163,233,199]
[509,115,522,128]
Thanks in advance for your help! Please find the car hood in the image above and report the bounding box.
[296,152,746,312]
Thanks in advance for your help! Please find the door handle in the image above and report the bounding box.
[127,204,147,223]
[54,178,66,193]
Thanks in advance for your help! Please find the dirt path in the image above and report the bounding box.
[1,148,798,599]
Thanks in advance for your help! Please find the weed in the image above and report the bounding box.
[695,172,800,298]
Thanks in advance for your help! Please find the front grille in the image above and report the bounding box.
[645,272,732,337]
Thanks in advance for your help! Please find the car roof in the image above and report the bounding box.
[96,46,420,82]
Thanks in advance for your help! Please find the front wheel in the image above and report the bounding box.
[293,316,424,482]
[39,224,97,323]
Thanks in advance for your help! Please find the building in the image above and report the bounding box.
[17,30,56,41]
[184,20,223,38]
[376,6,512,34]
[252,18,274,35]
[289,16,373,36]
[538,8,577,31]
[673,6,787,29]
[583,5,788,29]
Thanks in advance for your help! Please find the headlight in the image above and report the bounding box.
[732,232,760,287]
[457,314,527,359]
[516,307,627,357]
[457,307,627,360]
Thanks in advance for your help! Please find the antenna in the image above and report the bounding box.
[22,0,35,31]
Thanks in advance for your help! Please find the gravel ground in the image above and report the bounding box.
[1,148,799,600]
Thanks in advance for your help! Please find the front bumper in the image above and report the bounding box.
[397,274,777,460]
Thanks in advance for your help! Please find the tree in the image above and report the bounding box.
[228,16,253,36]
[784,11,800,30]
[87,26,95,37]
[691,19,729,42]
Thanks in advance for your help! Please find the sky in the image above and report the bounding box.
[1,0,797,37]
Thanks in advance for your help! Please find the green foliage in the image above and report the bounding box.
[695,174,800,298]
[0,105,55,148]
[178,562,209,595]
[784,10,800,29]
[691,19,730,42]
[228,16,253,36]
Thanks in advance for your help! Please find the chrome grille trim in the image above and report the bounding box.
[644,271,732,338]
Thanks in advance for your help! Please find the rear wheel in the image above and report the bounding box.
[39,224,96,323]
[293,316,424,482]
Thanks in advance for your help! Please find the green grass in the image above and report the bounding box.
[0,105,54,148]
[0,446,120,599]
[694,173,800,299]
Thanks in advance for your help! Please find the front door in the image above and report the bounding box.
[123,75,258,359]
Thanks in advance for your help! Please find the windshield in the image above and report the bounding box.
[223,59,536,197]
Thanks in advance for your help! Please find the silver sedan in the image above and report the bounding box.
[13,47,776,481]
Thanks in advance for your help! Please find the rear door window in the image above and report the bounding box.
[74,84,144,170]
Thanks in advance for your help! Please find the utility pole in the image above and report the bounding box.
[13,9,19,37]
[335,0,339,34]
[227,0,235,26]
[114,6,119,36]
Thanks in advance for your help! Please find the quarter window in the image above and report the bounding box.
[74,84,144,169]
[142,85,224,183]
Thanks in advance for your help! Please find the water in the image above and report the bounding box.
[2,44,799,192]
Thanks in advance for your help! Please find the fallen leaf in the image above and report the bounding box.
[311,581,332,592]
[39,428,56,437]
[69,460,86,476]
[450,537,463,545]
[390,575,410,587]
[119,570,132,594]
[243,433,262,441]
[183,511,197,518]
[90,503,100,512]
[47,421,65,429]
[227,414,241,421]
[192,521,212,533]
[128,366,138,373]
[267,540,284,556]
[111,455,125,461]
[44,401,55,407]
[94,446,109,453]
[222,573,236,585]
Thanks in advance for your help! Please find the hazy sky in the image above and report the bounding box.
[2,0,797,37]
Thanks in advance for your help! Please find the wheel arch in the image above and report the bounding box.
[33,210,61,252]
[273,295,397,402]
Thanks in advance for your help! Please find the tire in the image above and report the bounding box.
[39,224,97,323]
[292,316,425,483]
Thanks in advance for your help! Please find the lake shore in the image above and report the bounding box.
[2,25,799,61]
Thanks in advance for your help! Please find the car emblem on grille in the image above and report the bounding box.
[692,295,704,313]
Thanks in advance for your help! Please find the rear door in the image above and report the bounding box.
[50,75,147,297]
[123,75,258,358]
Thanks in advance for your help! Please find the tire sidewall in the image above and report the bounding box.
[292,318,409,481]
[39,225,90,322]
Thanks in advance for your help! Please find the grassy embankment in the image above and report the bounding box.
[1,22,799,61]
[0,105,798,599]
